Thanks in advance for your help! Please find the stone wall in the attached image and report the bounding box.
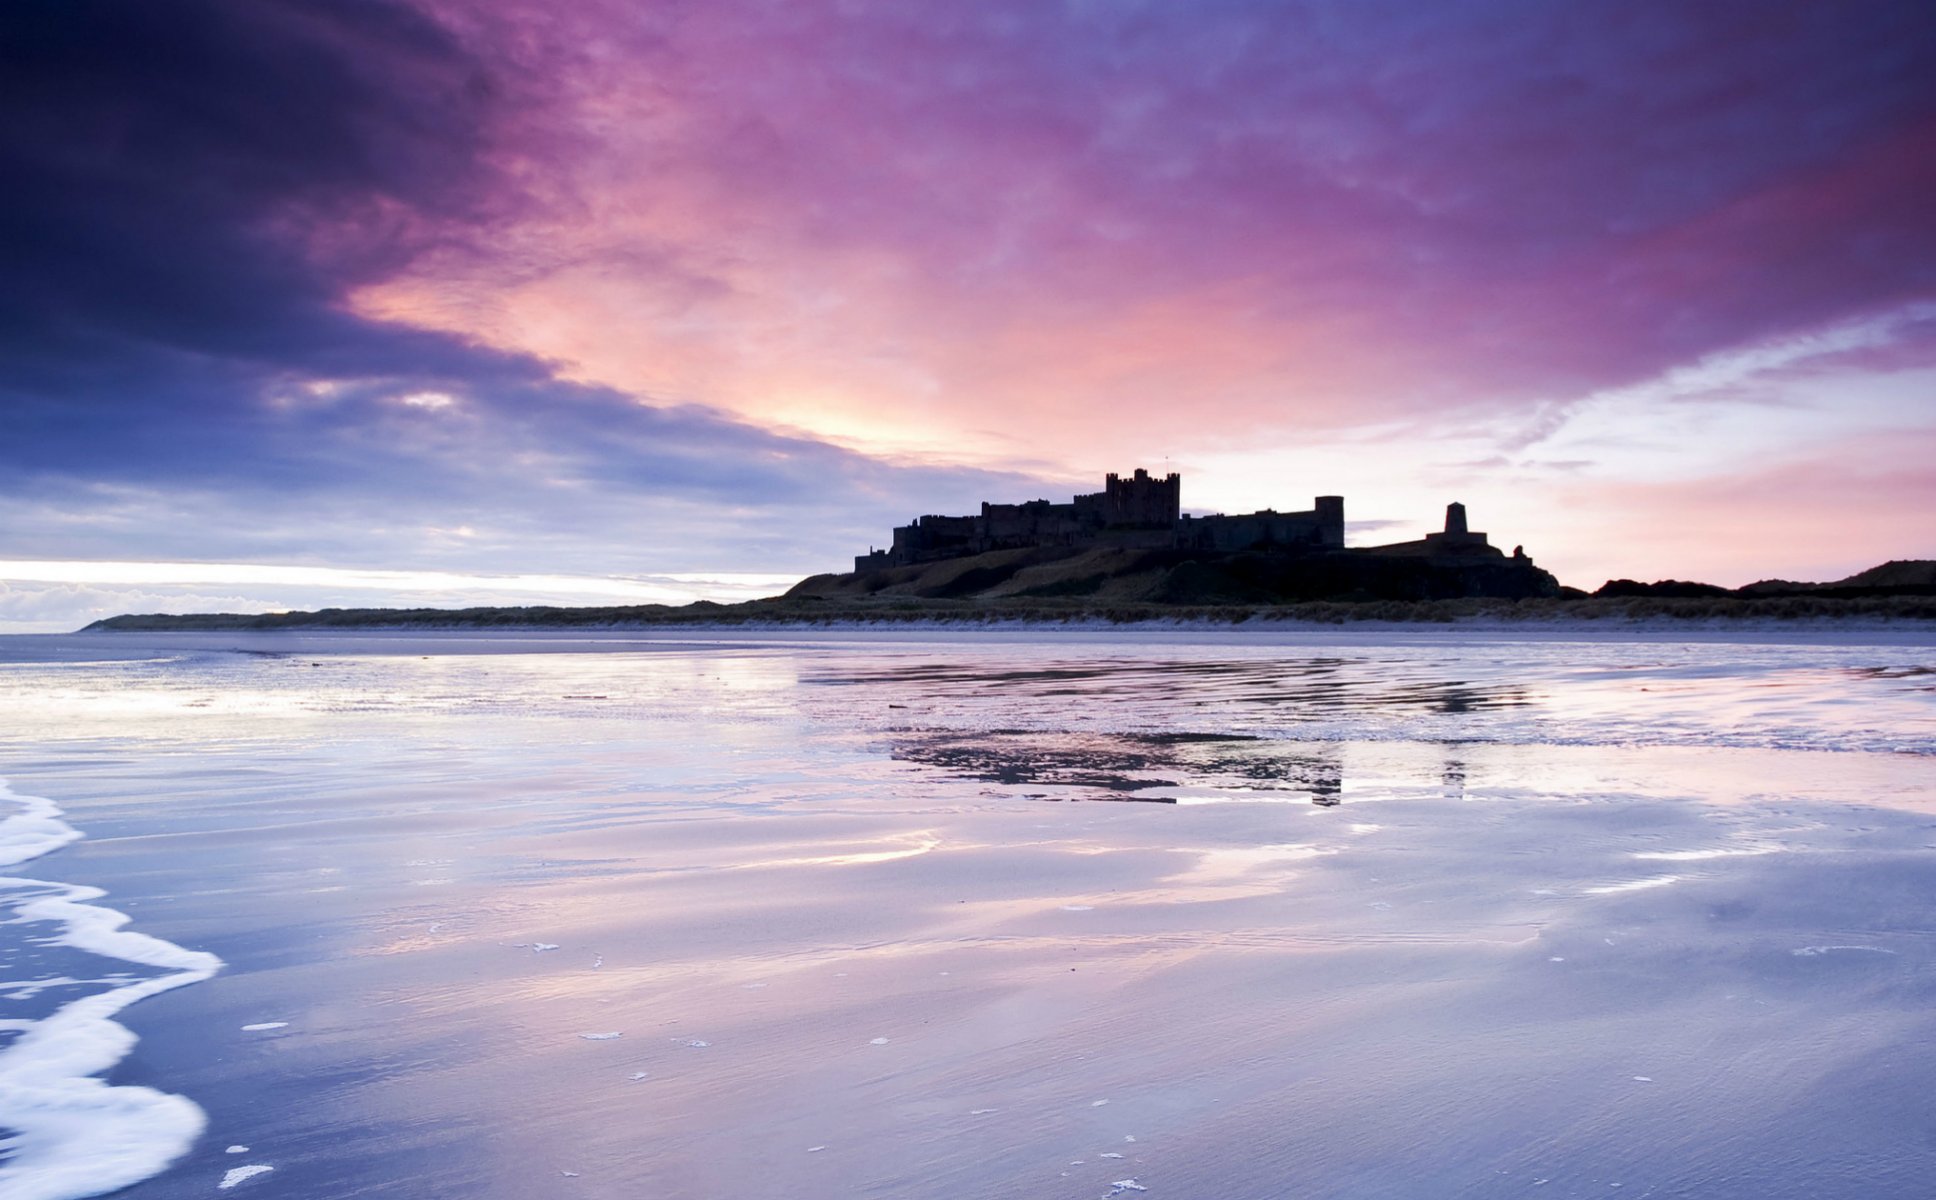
[979,499,1093,549]
[862,472,1348,570]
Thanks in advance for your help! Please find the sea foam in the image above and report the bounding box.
[0,778,224,1200]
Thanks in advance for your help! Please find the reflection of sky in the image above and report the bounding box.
[6,636,1935,1197]
[813,637,1936,759]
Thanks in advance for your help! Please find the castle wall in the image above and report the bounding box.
[979,500,1094,549]
[1179,510,1325,552]
[852,474,1358,572]
[1175,496,1344,553]
[890,513,981,565]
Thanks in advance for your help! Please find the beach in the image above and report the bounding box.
[3,627,1935,1199]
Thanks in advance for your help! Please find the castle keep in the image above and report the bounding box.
[854,469,1357,571]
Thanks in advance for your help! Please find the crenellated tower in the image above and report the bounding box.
[1102,468,1181,528]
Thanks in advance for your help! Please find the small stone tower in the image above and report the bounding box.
[1420,501,1493,555]
[1315,495,1346,547]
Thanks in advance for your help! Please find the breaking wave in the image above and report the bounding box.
[0,777,223,1200]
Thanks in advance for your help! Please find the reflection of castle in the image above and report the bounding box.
[853,469,1519,572]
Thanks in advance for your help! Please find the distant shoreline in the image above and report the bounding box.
[82,592,1936,633]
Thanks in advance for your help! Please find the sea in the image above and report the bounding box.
[1,625,1933,1199]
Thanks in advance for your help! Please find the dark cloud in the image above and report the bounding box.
[0,0,520,438]
[0,0,1026,572]
[0,0,497,371]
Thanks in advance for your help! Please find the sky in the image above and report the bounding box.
[3,0,1933,630]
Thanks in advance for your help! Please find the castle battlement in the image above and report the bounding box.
[836,473,1548,600]
[847,470,1535,578]
[854,470,1344,572]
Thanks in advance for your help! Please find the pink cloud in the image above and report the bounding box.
[361,4,1936,460]
[341,1,1936,589]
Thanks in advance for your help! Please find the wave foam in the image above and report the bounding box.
[0,778,224,1200]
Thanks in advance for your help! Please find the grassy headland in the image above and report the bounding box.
[84,592,1936,631]
[82,552,1936,631]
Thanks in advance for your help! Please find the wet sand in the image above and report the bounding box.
[3,631,1934,1199]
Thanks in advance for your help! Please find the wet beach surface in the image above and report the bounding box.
[2,629,1934,1199]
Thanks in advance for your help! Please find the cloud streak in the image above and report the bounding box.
[1,0,1932,626]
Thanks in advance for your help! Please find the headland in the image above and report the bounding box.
[80,469,1936,631]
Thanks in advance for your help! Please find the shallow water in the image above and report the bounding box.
[1,628,1933,1199]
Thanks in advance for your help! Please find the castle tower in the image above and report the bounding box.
[1102,467,1181,527]
[1419,501,1493,556]
[1315,495,1345,547]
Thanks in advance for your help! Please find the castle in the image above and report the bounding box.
[852,469,1516,572]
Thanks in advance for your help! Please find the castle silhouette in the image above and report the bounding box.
[852,468,1524,572]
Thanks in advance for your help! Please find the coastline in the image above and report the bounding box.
[10,617,1934,665]
[74,591,1936,637]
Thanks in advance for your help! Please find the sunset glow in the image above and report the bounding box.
[3,1,1932,627]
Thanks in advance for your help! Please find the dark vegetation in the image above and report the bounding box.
[85,592,1936,632]
[82,558,1936,631]
[788,543,1564,605]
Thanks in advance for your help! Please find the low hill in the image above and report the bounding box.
[77,558,1936,631]
[1643,559,1936,600]
[788,543,1563,604]
[1836,560,1936,589]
